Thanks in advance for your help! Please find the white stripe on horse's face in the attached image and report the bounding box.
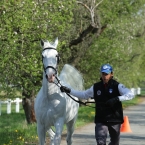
[42,49,58,81]
[41,38,59,82]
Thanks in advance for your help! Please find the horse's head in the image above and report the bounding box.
[41,38,60,82]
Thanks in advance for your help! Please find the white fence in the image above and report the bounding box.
[0,88,141,116]
[130,87,141,96]
[0,98,22,116]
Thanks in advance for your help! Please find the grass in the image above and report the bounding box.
[0,95,144,145]
[0,104,38,145]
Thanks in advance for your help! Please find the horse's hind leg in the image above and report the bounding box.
[37,123,46,145]
[66,115,78,145]
[47,128,55,145]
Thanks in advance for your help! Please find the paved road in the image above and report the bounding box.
[61,100,145,145]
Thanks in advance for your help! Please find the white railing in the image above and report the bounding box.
[0,98,22,116]
[130,87,141,96]
[0,88,141,115]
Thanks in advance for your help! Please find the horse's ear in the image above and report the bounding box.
[53,37,58,49]
[40,39,44,47]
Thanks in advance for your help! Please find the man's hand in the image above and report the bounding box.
[106,97,119,107]
[60,86,71,93]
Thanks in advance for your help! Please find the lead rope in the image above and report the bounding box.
[53,76,95,108]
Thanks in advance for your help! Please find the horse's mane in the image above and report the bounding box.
[59,64,84,91]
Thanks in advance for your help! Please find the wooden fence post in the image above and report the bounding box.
[7,99,11,114]
[137,88,141,95]
[15,98,20,113]
[0,98,22,115]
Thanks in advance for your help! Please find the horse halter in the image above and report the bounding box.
[42,48,95,108]
[42,47,60,79]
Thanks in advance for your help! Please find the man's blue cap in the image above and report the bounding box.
[100,64,113,74]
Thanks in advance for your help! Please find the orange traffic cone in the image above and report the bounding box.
[120,116,132,133]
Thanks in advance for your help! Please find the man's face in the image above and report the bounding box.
[101,72,113,83]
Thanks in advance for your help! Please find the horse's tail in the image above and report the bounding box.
[59,64,84,91]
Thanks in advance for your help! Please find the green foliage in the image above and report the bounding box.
[75,0,145,88]
[0,0,145,99]
[0,0,76,99]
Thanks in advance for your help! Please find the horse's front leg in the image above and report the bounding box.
[37,122,46,145]
[52,118,64,145]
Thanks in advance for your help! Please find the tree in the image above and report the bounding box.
[0,0,145,123]
[0,0,76,124]
[67,0,145,88]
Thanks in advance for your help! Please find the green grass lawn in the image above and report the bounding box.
[0,95,144,145]
[0,104,38,145]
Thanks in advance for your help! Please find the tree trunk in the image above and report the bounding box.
[22,97,36,124]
